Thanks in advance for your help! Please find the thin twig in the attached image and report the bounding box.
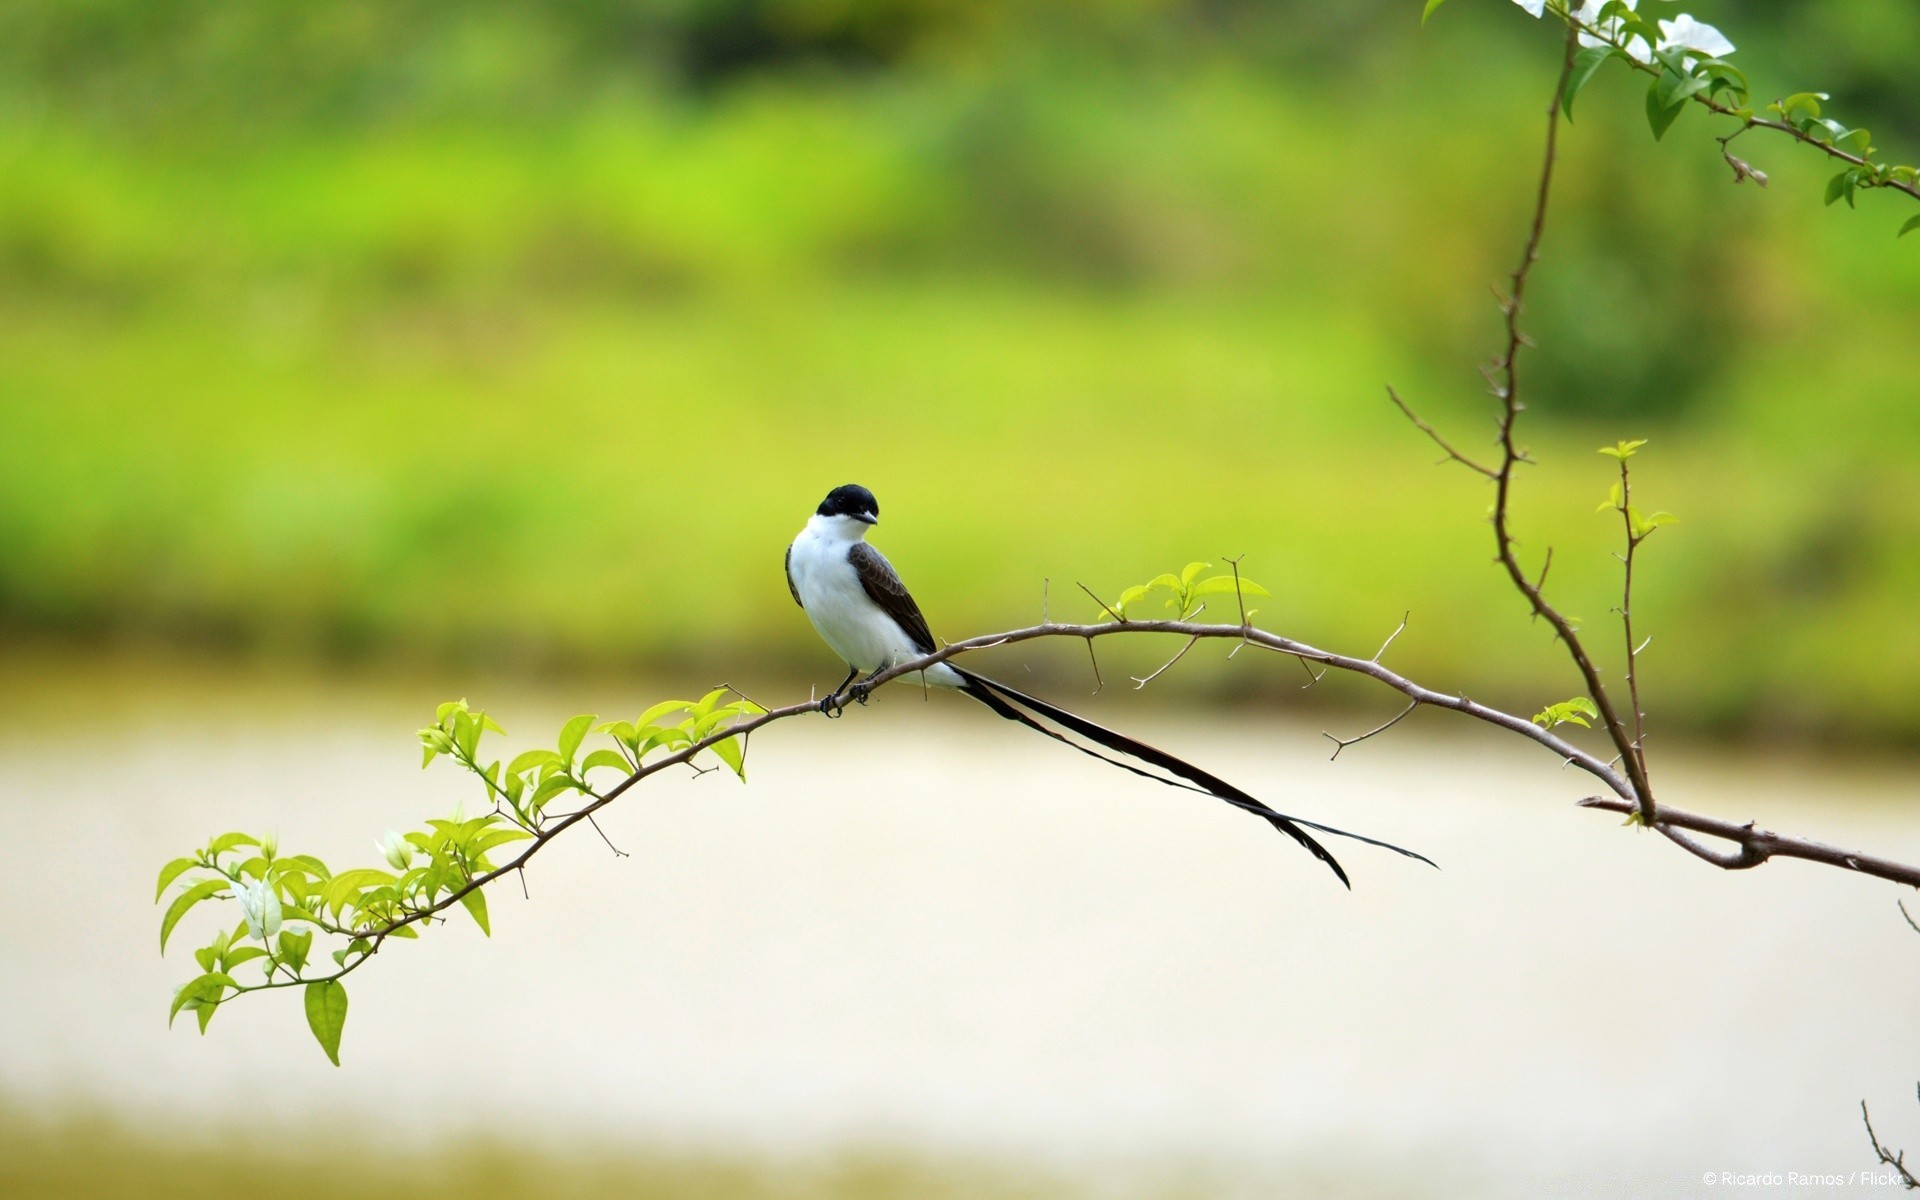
[1373,612,1410,664]
[1386,386,1496,477]
[1132,636,1201,690]
[586,814,628,858]
[1078,581,1125,624]
[1324,700,1421,761]
[1863,1100,1920,1189]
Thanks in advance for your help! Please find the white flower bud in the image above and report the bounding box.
[231,877,282,941]
[378,831,413,872]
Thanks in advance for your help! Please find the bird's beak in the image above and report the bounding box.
[856,512,879,525]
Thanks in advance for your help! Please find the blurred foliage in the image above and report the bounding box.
[0,1108,1149,1200]
[0,0,1916,740]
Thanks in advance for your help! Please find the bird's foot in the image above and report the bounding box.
[849,674,884,706]
[818,692,850,718]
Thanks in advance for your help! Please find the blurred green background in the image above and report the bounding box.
[1,0,1917,739]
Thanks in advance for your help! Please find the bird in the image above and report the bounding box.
[784,483,1434,887]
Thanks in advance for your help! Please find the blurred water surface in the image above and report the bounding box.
[3,667,1920,1197]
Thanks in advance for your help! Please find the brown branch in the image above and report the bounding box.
[1578,796,1920,889]
[1397,22,1659,825]
[1864,1098,1920,1190]
[1563,15,1920,209]
[1614,457,1650,782]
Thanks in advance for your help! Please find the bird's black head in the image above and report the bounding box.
[816,484,879,525]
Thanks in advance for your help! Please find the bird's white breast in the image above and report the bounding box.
[787,516,961,687]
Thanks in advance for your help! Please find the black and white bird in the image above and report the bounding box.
[784,483,1433,887]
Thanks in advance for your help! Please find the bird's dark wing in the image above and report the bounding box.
[785,543,802,607]
[848,542,937,654]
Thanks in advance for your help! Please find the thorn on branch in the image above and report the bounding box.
[1084,637,1104,695]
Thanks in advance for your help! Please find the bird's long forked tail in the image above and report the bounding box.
[951,667,1435,888]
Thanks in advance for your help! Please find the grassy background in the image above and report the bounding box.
[1,0,1918,737]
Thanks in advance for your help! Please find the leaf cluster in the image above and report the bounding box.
[1101,562,1271,622]
[156,691,762,1065]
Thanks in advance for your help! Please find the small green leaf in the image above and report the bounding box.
[278,928,313,972]
[1825,171,1851,206]
[557,714,596,764]
[169,972,237,1027]
[458,888,490,937]
[1901,215,1920,238]
[1532,697,1601,730]
[1420,0,1448,25]
[160,879,230,953]
[1645,81,1684,141]
[711,734,746,779]
[1597,438,1647,460]
[1781,92,1825,120]
[579,748,631,775]
[208,833,260,856]
[155,858,198,903]
[1561,46,1615,121]
[304,980,349,1066]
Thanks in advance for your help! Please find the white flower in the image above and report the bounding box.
[230,877,282,941]
[1511,0,1547,17]
[1574,0,1652,63]
[1657,14,1734,58]
[378,830,413,872]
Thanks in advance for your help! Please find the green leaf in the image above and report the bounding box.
[169,972,237,1027]
[208,832,260,856]
[580,748,631,775]
[155,857,199,903]
[1825,171,1851,206]
[1420,0,1447,25]
[468,828,535,858]
[1597,438,1647,460]
[1781,92,1825,120]
[160,879,230,953]
[1562,46,1615,121]
[1901,214,1920,239]
[1187,576,1272,599]
[557,714,596,764]
[304,980,349,1066]
[221,945,267,972]
[711,734,746,779]
[1597,480,1623,513]
[1645,81,1684,141]
[1532,697,1601,730]
[278,928,313,972]
[458,888,490,937]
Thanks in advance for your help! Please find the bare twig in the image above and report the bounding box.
[586,814,628,858]
[1614,457,1651,782]
[1386,386,1496,477]
[1373,613,1410,664]
[1863,1098,1920,1189]
[1078,581,1125,624]
[1324,700,1421,761]
[1133,636,1201,690]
